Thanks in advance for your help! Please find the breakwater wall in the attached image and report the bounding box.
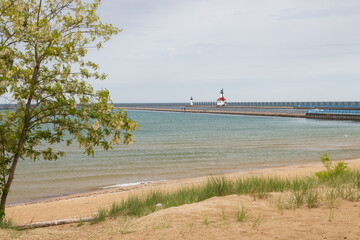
[120,107,360,121]
[306,109,360,121]
[119,107,307,119]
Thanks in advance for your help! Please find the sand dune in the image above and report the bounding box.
[1,159,360,239]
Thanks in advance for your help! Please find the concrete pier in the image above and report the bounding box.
[119,106,360,121]
[119,107,307,119]
[306,109,360,121]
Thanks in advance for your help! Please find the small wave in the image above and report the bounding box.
[100,181,152,189]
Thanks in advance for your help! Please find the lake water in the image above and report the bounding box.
[9,109,360,204]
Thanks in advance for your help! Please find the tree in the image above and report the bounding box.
[0,0,138,221]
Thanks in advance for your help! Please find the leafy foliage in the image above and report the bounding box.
[315,153,349,180]
[0,0,138,221]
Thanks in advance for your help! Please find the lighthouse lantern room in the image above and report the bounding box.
[216,88,227,106]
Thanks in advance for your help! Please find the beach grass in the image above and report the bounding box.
[90,209,107,225]
[236,205,247,222]
[86,167,360,224]
[0,218,17,230]
[305,190,320,208]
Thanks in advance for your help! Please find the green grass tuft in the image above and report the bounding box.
[236,205,247,222]
[90,208,107,225]
[203,216,208,226]
[205,177,233,197]
[108,202,123,219]
[306,190,320,208]
[292,190,305,208]
[325,189,338,208]
[0,218,17,230]
[77,218,84,227]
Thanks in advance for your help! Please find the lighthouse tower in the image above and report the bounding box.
[216,88,227,106]
[190,96,194,106]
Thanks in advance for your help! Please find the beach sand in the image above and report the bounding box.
[1,159,360,239]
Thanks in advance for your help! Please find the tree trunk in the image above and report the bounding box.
[0,108,32,222]
[0,60,39,222]
[0,185,10,221]
[0,146,25,222]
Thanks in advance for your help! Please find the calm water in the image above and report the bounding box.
[9,110,360,204]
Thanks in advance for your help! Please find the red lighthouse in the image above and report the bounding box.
[216,88,227,106]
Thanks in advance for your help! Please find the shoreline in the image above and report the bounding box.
[5,158,360,225]
[5,158,334,206]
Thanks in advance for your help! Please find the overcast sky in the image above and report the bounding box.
[11,0,360,104]
[89,0,360,103]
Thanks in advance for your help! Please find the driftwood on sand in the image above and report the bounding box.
[16,216,95,230]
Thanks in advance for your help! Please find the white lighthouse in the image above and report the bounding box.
[216,88,227,106]
[190,96,194,106]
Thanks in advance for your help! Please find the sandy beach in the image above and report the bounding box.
[1,158,360,239]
